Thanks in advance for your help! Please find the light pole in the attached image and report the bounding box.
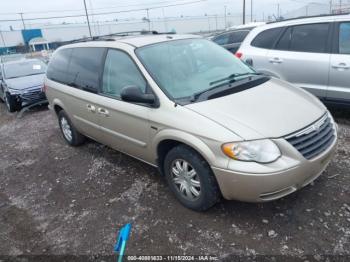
[224,6,227,29]
[83,0,92,38]
[243,0,246,24]
[19,13,26,30]
[0,26,6,53]
[146,9,151,31]
[251,0,253,22]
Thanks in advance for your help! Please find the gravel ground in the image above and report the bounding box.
[0,103,349,261]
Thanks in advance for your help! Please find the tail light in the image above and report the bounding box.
[235,52,243,59]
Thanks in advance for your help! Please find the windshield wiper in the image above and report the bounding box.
[190,72,260,102]
[209,72,259,86]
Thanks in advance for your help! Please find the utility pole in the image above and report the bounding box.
[277,3,280,20]
[146,9,151,31]
[243,0,246,24]
[0,26,6,51]
[339,0,342,13]
[83,0,92,38]
[251,0,253,22]
[224,6,227,29]
[18,13,26,30]
[329,0,333,14]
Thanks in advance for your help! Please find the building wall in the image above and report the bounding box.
[0,15,241,49]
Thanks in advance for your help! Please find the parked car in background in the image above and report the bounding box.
[211,22,265,53]
[45,34,337,211]
[0,58,47,112]
[237,14,350,106]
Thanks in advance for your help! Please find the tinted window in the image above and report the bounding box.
[102,49,146,98]
[289,23,329,53]
[213,33,230,45]
[339,22,350,54]
[251,27,283,49]
[47,48,72,84]
[275,27,292,50]
[230,30,250,43]
[66,47,105,92]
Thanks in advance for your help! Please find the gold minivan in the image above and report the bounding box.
[45,34,337,211]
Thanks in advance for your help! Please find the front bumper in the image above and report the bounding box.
[9,88,47,105]
[212,135,337,202]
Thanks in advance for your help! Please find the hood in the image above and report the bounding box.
[5,74,45,91]
[185,78,326,140]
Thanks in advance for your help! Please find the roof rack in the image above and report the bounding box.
[69,30,176,44]
[267,12,350,24]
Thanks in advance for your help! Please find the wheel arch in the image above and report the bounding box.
[51,98,66,115]
[153,130,217,175]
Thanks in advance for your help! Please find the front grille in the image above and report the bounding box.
[20,90,46,102]
[285,114,335,160]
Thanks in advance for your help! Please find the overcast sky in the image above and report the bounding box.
[0,0,335,30]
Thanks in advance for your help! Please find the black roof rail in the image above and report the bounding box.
[68,30,176,44]
[267,12,350,24]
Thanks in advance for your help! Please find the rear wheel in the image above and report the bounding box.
[5,93,21,112]
[58,110,85,146]
[163,145,220,211]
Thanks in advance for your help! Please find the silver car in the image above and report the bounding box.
[45,34,337,211]
[237,14,350,106]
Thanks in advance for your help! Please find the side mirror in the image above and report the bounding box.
[121,86,156,105]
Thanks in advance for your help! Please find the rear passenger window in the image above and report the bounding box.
[66,47,105,93]
[289,23,329,53]
[251,27,283,49]
[101,49,146,99]
[339,22,350,54]
[46,48,72,84]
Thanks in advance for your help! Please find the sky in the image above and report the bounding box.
[0,0,338,30]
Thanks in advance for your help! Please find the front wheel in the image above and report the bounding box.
[163,145,221,211]
[5,93,21,112]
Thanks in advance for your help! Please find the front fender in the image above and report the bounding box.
[151,128,228,168]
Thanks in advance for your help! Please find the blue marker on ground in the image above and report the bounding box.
[114,223,132,262]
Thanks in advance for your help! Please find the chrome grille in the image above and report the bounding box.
[285,114,335,160]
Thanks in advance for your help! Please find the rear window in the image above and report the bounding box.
[230,30,250,43]
[213,33,231,45]
[47,48,72,84]
[65,47,105,93]
[251,27,283,49]
[289,23,329,53]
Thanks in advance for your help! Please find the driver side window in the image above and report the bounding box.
[102,49,146,98]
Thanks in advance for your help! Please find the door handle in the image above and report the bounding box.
[98,108,109,117]
[269,57,283,64]
[87,104,96,113]
[332,63,349,70]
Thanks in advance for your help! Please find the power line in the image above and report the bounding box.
[0,0,206,23]
[0,0,204,16]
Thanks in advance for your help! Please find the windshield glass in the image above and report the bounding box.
[3,60,47,79]
[136,38,255,100]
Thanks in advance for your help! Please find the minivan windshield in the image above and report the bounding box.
[3,60,47,79]
[136,38,256,100]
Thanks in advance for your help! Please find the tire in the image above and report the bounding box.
[163,145,221,211]
[58,110,85,146]
[5,93,21,112]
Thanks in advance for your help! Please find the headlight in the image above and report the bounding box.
[222,139,281,163]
